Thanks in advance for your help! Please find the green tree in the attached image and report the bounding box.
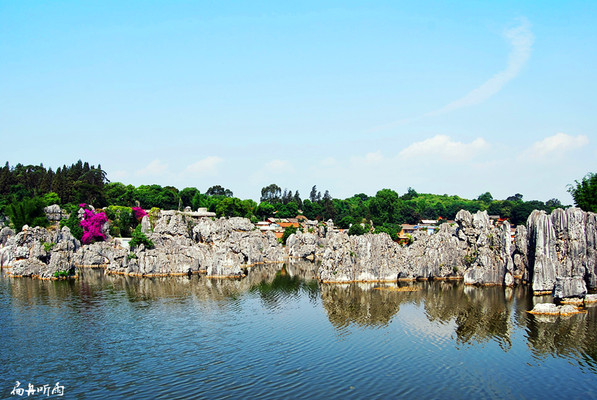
[477,192,494,203]
[43,192,61,206]
[260,184,282,203]
[256,202,275,219]
[6,197,49,231]
[206,185,233,197]
[348,223,367,236]
[129,225,154,249]
[60,206,83,241]
[568,173,597,212]
[179,187,200,209]
[281,226,297,245]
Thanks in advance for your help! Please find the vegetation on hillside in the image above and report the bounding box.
[0,161,579,240]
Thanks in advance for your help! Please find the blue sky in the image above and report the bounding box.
[1,1,595,203]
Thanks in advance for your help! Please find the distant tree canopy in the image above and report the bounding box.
[206,185,233,197]
[568,172,597,213]
[0,160,108,210]
[0,162,570,233]
[260,184,282,203]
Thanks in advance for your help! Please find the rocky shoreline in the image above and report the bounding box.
[1,207,596,303]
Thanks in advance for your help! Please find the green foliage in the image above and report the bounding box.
[135,184,178,209]
[148,207,161,228]
[261,183,282,203]
[127,252,137,260]
[43,192,61,206]
[206,185,233,197]
[6,197,49,231]
[348,223,367,236]
[53,269,72,278]
[281,226,297,245]
[129,225,154,250]
[568,172,597,213]
[477,192,494,203]
[0,160,571,232]
[60,209,83,241]
[105,205,136,237]
[256,202,275,219]
[275,202,298,218]
[179,187,200,209]
[373,223,401,241]
[42,241,55,252]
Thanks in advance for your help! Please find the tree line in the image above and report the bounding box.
[1,160,594,239]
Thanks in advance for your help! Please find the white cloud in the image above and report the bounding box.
[398,135,489,160]
[184,156,223,177]
[522,133,589,159]
[135,159,168,177]
[351,151,385,165]
[370,18,534,132]
[430,18,534,115]
[320,157,337,167]
[265,159,294,173]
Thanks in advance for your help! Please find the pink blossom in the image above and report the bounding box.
[132,207,148,220]
[80,209,107,244]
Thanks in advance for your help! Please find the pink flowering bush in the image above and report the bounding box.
[80,208,108,244]
[132,207,148,220]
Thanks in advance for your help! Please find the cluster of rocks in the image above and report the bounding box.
[288,210,517,285]
[528,303,584,317]
[2,206,596,301]
[0,225,80,279]
[287,208,597,299]
[0,212,284,279]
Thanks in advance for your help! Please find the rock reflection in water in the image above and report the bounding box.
[320,281,517,348]
[249,263,319,310]
[527,306,597,371]
[75,261,319,306]
[5,265,597,370]
[320,282,413,328]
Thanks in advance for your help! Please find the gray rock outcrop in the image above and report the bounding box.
[318,231,401,282]
[316,210,518,285]
[44,204,66,222]
[286,231,322,260]
[527,208,596,297]
[1,213,285,279]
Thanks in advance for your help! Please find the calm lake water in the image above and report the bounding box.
[2,262,597,399]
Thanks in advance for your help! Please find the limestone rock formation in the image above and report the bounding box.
[1,213,285,279]
[44,204,65,222]
[318,231,401,282]
[399,223,463,280]
[286,231,322,260]
[527,208,596,297]
[316,210,518,285]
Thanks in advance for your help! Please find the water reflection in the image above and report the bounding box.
[249,265,319,310]
[320,283,407,328]
[3,265,597,368]
[527,306,597,372]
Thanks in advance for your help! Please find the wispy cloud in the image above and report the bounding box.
[350,151,385,165]
[135,159,168,177]
[184,156,223,177]
[320,157,337,167]
[428,18,534,116]
[521,133,589,159]
[266,159,294,173]
[371,18,534,131]
[398,135,489,161]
